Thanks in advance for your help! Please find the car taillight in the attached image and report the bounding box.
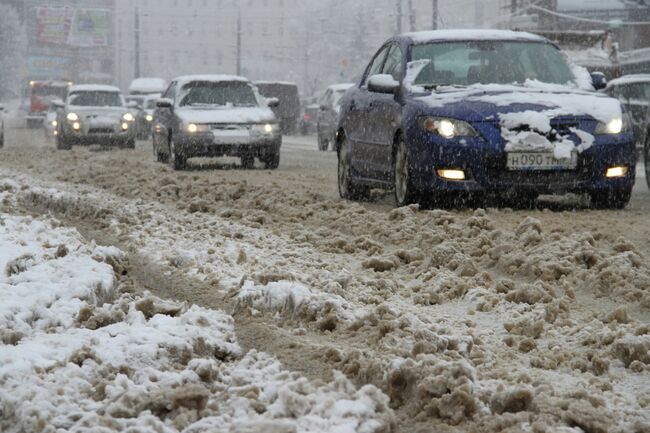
[303,114,312,121]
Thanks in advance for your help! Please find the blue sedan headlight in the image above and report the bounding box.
[422,117,478,139]
[595,113,631,135]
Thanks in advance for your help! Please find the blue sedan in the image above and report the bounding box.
[336,30,636,209]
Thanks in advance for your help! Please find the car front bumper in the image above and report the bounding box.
[173,132,281,158]
[406,132,637,195]
[61,122,135,144]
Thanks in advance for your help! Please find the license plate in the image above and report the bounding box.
[506,152,577,170]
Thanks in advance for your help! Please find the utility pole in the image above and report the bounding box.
[134,2,141,78]
[408,0,416,31]
[396,0,402,34]
[236,6,242,75]
[432,0,438,30]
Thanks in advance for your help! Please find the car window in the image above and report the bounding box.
[68,91,123,107]
[363,45,391,85]
[410,41,575,86]
[616,83,650,101]
[177,81,258,107]
[382,44,403,81]
[161,81,177,99]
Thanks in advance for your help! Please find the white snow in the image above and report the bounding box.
[128,77,168,94]
[69,84,122,93]
[607,74,650,88]
[175,106,277,125]
[403,29,547,44]
[0,189,392,433]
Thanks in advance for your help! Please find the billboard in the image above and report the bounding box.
[68,9,111,47]
[26,55,72,79]
[36,7,73,45]
[35,7,110,47]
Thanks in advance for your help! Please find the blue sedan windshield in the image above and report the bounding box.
[410,41,576,87]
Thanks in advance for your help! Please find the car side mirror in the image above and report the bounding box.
[367,74,400,94]
[156,98,173,109]
[267,97,280,108]
[591,72,607,91]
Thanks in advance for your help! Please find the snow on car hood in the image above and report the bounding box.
[175,106,277,125]
[415,81,624,158]
[67,106,129,120]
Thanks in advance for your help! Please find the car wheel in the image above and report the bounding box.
[264,152,280,170]
[168,137,186,170]
[590,187,632,210]
[393,136,419,207]
[645,139,650,191]
[241,155,255,169]
[123,138,136,149]
[337,134,368,201]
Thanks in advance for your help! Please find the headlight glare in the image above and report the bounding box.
[185,123,210,133]
[67,112,79,122]
[252,123,278,134]
[146,114,154,122]
[422,117,477,138]
[122,112,135,122]
[595,115,629,135]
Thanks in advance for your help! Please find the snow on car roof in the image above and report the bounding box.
[403,29,548,44]
[128,77,167,93]
[69,84,121,93]
[175,75,249,86]
[254,81,298,86]
[607,74,650,88]
[329,83,355,92]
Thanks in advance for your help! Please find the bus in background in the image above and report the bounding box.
[25,80,71,128]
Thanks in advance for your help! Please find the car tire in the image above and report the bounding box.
[56,133,71,150]
[590,187,632,210]
[264,152,280,170]
[393,136,420,207]
[644,138,650,191]
[123,138,136,149]
[337,134,368,201]
[241,155,255,169]
[168,137,186,170]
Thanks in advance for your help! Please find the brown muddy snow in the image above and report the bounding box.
[1,137,649,432]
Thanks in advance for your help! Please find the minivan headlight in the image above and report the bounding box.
[185,123,210,133]
[595,114,630,135]
[66,112,79,122]
[422,117,477,139]
[122,112,135,122]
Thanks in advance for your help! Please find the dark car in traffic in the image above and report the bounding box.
[152,75,281,170]
[336,30,636,209]
[254,81,300,135]
[317,83,354,151]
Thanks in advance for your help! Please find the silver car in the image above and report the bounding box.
[55,85,136,150]
[152,75,281,170]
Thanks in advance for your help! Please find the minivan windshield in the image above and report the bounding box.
[178,81,258,107]
[68,91,123,107]
[410,41,576,87]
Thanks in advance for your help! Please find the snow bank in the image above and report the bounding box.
[0,209,393,433]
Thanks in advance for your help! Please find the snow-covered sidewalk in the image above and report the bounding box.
[0,189,393,432]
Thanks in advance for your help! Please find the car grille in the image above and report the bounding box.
[209,124,250,131]
[485,154,595,186]
[88,128,114,134]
